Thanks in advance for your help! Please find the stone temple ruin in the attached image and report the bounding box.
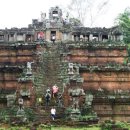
[0,6,129,122]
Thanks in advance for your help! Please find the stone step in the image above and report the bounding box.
[35,44,66,97]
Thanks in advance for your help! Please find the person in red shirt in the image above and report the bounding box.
[52,84,59,99]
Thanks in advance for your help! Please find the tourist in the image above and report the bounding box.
[46,87,51,93]
[45,91,51,106]
[52,84,59,98]
[51,107,56,120]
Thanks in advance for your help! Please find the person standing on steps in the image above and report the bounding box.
[52,84,59,99]
[45,90,51,106]
[51,107,56,120]
[46,87,51,93]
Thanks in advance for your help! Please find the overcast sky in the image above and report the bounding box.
[0,0,129,29]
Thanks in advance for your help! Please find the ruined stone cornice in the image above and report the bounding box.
[0,88,16,94]
[34,28,46,31]
[0,65,24,72]
[72,27,109,35]
[66,42,127,50]
[79,64,130,72]
[69,54,128,57]
[0,55,34,57]
[93,96,130,105]
[72,26,122,35]
[0,43,36,50]
[2,28,35,35]
[6,27,34,31]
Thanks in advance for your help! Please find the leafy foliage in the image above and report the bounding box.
[64,107,73,118]
[0,109,10,123]
[116,8,130,44]
[69,18,83,26]
[24,108,36,121]
[101,120,129,130]
[0,107,36,123]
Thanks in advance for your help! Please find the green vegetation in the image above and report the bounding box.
[101,120,129,130]
[116,8,130,44]
[51,126,100,130]
[0,125,100,130]
[0,127,30,130]
[0,123,130,130]
[0,107,36,123]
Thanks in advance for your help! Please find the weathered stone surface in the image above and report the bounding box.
[64,42,130,122]
[0,6,127,122]
[0,44,36,106]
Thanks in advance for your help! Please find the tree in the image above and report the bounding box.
[116,8,130,44]
[69,18,83,26]
[67,0,110,26]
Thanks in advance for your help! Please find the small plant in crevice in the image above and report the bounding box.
[24,108,36,122]
[101,120,129,130]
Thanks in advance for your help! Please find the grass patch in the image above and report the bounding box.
[0,127,29,130]
[0,126,100,130]
[50,126,100,130]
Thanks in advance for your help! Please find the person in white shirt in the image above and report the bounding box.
[51,107,56,120]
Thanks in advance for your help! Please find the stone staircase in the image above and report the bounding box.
[31,43,69,124]
[34,43,65,96]
[33,105,65,124]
